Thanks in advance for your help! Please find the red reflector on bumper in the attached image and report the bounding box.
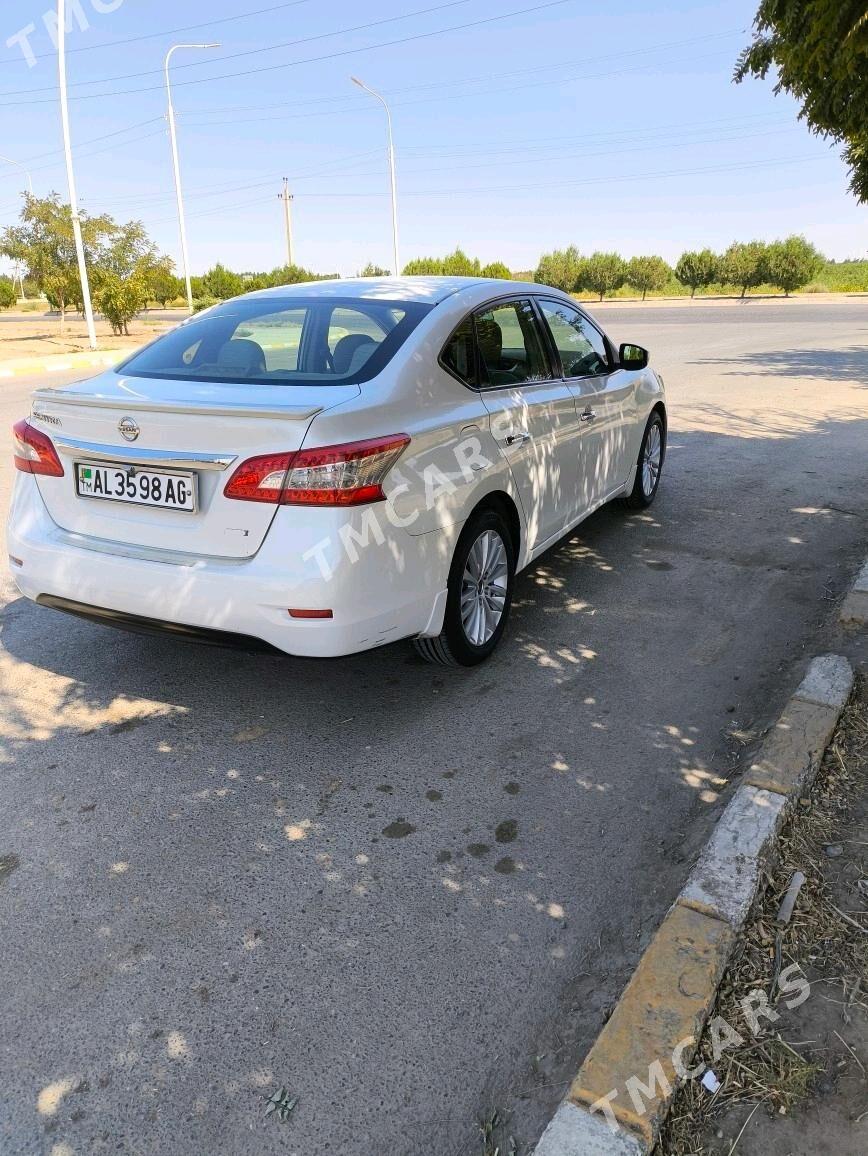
[288,609,333,620]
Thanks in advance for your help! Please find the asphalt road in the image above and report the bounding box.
[0,299,866,1156]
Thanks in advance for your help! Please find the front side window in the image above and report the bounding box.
[474,300,550,387]
[119,297,430,386]
[538,300,610,378]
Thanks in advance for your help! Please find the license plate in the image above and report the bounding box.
[75,461,197,512]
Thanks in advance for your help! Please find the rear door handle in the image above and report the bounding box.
[579,408,597,422]
[504,431,531,446]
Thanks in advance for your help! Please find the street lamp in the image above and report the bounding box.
[351,77,399,277]
[165,43,220,313]
[0,153,34,197]
[57,0,97,349]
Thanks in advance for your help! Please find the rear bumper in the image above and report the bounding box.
[8,476,453,658]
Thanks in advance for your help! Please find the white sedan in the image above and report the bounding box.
[8,277,666,666]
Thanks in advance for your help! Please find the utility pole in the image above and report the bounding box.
[57,0,97,350]
[280,178,294,268]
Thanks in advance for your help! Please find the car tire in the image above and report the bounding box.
[413,509,515,667]
[621,410,666,509]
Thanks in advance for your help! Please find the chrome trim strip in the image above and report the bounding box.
[53,435,237,472]
[32,388,323,421]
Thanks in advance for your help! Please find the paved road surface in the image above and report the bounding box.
[0,300,866,1155]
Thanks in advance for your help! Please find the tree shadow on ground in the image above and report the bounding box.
[689,345,868,384]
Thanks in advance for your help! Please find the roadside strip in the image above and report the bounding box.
[534,653,855,1155]
[0,348,136,379]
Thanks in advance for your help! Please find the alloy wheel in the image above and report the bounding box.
[642,422,662,497]
[459,529,508,646]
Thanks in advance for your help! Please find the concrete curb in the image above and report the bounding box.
[0,348,137,379]
[840,560,868,627]
[534,654,855,1155]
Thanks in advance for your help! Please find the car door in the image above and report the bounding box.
[536,298,636,511]
[474,297,582,553]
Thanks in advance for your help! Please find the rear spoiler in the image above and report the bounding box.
[31,388,323,422]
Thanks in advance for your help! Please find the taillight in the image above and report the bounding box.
[13,419,64,477]
[223,435,410,506]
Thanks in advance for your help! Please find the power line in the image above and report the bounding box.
[0,0,573,106]
[158,27,747,121]
[0,0,317,67]
[176,41,750,131]
[5,0,477,95]
[294,153,828,197]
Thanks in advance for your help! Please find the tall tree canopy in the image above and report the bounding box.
[736,1,868,201]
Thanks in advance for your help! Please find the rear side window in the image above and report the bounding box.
[119,297,431,386]
[474,300,550,387]
[440,317,479,387]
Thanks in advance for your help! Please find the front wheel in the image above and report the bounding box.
[622,411,666,509]
[413,510,515,667]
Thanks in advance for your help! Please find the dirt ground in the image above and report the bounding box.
[660,674,868,1156]
[0,310,181,361]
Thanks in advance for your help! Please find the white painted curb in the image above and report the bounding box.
[679,785,787,928]
[535,1101,644,1156]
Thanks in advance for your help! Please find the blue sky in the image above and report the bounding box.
[0,0,864,276]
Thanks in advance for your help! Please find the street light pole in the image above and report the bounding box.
[57,0,97,350]
[0,153,34,197]
[165,42,219,314]
[351,77,399,276]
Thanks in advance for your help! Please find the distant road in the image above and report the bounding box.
[0,308,186,325]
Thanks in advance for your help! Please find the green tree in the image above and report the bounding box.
[202,263,244,300]
[736,2,868,201]
[764,234,824,295]
[402,256,443,275]
[441,248,481,276]
[674,249,719,297]
[0,192,113,331]
[359,262,390,277]
[92,219,170,335]
[148,265,183,306]
[0,277,16,309]
[481,261,512,279]
[578,251,626,300]
[720,240,768,297]
[534,245,581,291]
[625,255,671,300]
[265,264,317,287]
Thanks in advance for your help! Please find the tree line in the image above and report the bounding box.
[532,236,825,300]
[0,194,339,325]
[0,195,842,319]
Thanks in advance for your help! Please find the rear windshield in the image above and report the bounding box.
[118,296,433,386]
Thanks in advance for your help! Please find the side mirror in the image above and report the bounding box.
[619,342,648,370]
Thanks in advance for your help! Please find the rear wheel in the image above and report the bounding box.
[622,411,665,509]
[413,509,515,667]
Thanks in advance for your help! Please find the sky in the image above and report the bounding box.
[0,0,865,278]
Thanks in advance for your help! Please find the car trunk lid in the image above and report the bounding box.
[28,371,360,560]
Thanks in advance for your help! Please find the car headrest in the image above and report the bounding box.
[332,333,378,375]
[217,338,267,376]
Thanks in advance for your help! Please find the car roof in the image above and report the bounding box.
[247,275,545,305]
